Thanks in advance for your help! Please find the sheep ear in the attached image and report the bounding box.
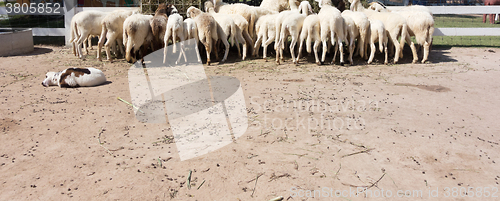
[308,4,313,14]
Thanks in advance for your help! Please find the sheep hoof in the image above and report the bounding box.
[339,62,344,66]
[412,60,417,64]
[316,61,321,65]
[320,61,324,65]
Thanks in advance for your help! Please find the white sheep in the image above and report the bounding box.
[176,18,202,63]
[123,14,154,63]
[163,13,187,64]
[205,1,247,60]
[70,10,108,59]
[187,6,225,65]
[97,10,135,62]
[367,19,388,64]
[368,2,434,63]
[368,2,432,16]
[276,1,313,64]
[273,0,300,62]
[259,0,299,12]
[340,13,358,65]
[296,14,321,65]
[350,0,417,63]
[253,14,277,59]
[315,0,346,65]
[341,10,369,60]
[213,0,258,40]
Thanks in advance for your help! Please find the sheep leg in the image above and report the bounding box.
[296,36,305,64]
[97,27,106,61]
[321,40,328,64]
[83,37,89,55]
[332,43,338,64]
[75,29,90,60]
[348,36,354,65]
[242,28,253,57]
[405,34,418,64]
[104,34,118,62]
[313,41,320,65]
[383,43,388,65]
[254,34,263,58]
[388,33,400,63]
[422,41,430,64]
[236,31,247,60]
[368,39,376,64]
[220,36,230,63]
[290,35,298,64]
[117,38,125,58]
[176,35,187,64]
[88,36,93,50]
[263,33,275,59]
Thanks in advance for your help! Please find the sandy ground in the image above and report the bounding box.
[1,45,500,200]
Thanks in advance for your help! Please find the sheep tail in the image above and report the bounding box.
[249,14,255,39]
[399,23,408,55]
[359,26,367,58]
[378,29,384,53]
[306,28,313,53]
[230,24,236,47]
[125,33,134,63]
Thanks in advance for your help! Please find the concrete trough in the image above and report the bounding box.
[0,28,34,56]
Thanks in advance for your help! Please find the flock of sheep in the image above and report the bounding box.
[69,0,435,66]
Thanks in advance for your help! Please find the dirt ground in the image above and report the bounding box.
[1,45,499,200]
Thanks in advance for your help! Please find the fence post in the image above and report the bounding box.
[64,6,76,46]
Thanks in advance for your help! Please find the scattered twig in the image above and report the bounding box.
[251,173,264,197]
[97,128,113,156]
[117,97,144,113]
[269,196,284,201]
[334,163,342,179]
[341,148,374,158]
[367,173,386,189]
[269,173,291,182]
[187,170,192,189]
[197,180,205,190]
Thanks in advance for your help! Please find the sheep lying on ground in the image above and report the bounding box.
[42,68,107,88]
[123,14,154,63]
[97,10,135,62]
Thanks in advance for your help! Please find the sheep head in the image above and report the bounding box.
[299,1,313,15]
[204,0,215,12]
[187,6,202,18]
